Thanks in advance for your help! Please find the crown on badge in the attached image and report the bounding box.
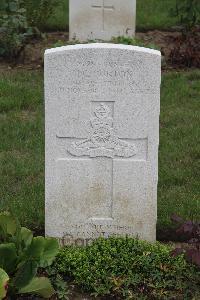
[95,103,110,119]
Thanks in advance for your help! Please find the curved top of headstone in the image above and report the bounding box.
[45,43,161,57]
[45,43,161,95]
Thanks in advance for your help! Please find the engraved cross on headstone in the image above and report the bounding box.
[58,103,137,222]
[91,0,114,30]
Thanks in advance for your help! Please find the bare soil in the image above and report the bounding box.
[0,32,68,71]
[0,30,193,71]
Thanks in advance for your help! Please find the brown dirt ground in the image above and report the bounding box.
[0,30,185,72]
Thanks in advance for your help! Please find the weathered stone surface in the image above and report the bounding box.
[69,0,136,41]
[45,43,161,244]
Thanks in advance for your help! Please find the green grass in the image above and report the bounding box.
[158,71,200,228]
[0,71,44,230]
[45,0,177,31]
[137,0,177,30]
[0,70,199,232]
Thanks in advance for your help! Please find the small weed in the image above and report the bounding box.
[46,267,70,300]
[54,275,70,300]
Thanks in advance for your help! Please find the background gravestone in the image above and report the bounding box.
[45,44,161,245]
[69,0,136,41]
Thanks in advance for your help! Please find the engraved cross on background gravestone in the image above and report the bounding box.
[58,101,137,221]
[92,0,114,30]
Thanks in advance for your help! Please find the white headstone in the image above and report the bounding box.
[69,0,136,41]
[45,44,161,245]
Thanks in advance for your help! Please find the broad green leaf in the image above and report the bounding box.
[0,243,17,274]
[20,227,33,249]
[25,236,45,260]
[39,238,59,268]
[0,212,17,238]
[14,260,38,289]
[19,277,55,298]
[0,268,9,300]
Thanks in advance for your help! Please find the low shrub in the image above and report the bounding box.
[0,0,33,59]
[55,237,200,299]
[23,0,60,29]
[0,0,60,59]
[170,0,200,32]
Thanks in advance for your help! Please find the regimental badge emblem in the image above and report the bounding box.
[67,103,137,158]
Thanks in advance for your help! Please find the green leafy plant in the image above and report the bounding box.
[0,269,9,300]
[170,0,200,31]
[0,0,60,59]
[23,0,60,29]
[55,237,200,299]
[54,275,70,300]
[46,267,70,300]
[0,0,34,58]
[0,212,59,299]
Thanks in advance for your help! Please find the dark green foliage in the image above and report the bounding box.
[23,0,60,29]
[170,0,200,31]
[46,267,70,300]
[55,237,200,299]
[0,0,60,58]
[0,212,59,298]
[0,0,33,58]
